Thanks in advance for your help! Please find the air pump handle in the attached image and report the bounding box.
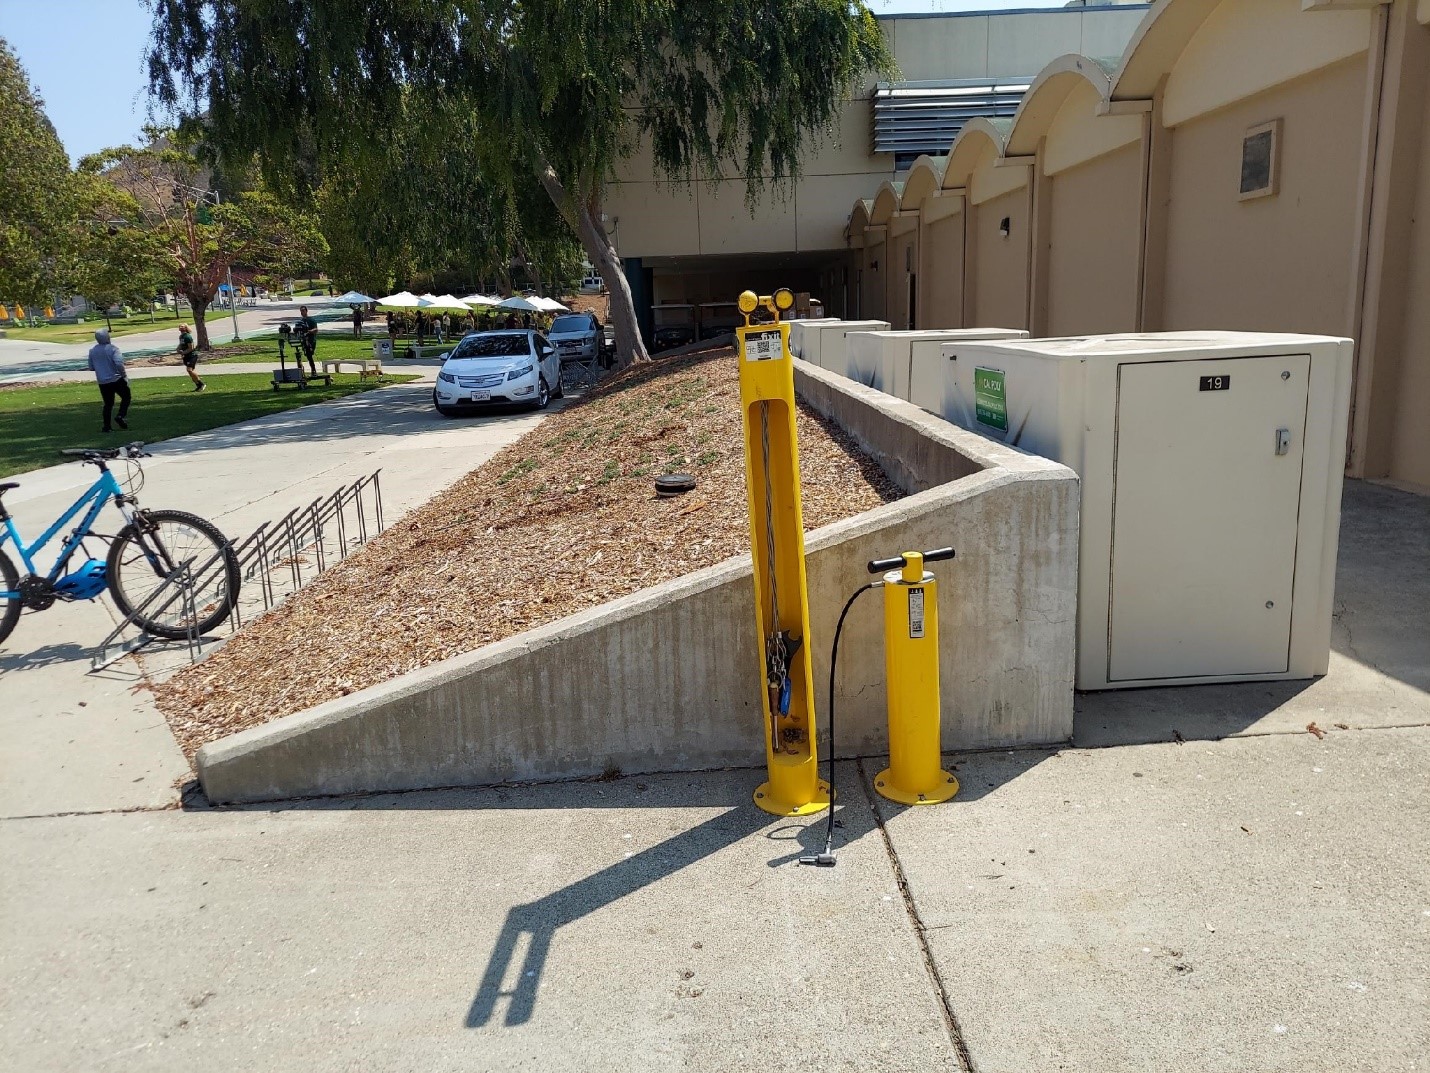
[866,547,956,574]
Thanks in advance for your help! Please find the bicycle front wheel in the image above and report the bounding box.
[106,509,240,640]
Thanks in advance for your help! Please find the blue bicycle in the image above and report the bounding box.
[0,443,240,644]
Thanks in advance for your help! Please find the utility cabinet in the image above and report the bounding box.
[936,331,1355,690]
[787,318,840,359]
[791,320,890,378]
[844,329,1028,405]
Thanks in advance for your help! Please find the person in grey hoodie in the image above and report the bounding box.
[87,329,131,433]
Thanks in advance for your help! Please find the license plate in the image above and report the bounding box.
[469,390,491,402]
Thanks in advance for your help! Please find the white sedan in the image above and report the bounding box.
[432,330,563,416]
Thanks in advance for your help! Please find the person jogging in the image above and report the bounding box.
[87,329,131,433]
[296,305,320,375]
[175,323,206,392]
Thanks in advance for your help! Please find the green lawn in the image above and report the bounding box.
[0,372,419,478]
[204,336,431,366]
[1,308,186,344]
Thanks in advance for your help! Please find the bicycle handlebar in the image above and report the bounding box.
[867,547,956,574]
[60,442,149,462]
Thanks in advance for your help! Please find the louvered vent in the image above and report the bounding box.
[872,78,1032,165]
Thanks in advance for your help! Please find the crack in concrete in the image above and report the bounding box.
[857,756,978,1073]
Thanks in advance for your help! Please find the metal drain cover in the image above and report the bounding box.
[654,473,697,497]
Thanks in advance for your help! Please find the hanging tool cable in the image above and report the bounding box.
[760,401,788,754]
[799,579,880,867]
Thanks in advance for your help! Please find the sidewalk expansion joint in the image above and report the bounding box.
[3,801,182,821]
[858,757,979,1073]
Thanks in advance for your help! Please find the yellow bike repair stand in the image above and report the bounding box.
[737,288,831,817]
[872,550,960,806]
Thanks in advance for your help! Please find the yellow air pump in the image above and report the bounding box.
[799,546,959,868]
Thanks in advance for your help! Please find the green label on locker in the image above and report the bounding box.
[974,367,1007,431]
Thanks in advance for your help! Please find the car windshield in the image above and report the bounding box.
[550,315,592,334]
[448,333,529,359]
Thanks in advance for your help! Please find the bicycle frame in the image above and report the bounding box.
[0,468,134,582]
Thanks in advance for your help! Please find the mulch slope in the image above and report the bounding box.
[156,347,901,757]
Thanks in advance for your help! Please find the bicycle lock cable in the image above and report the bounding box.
[799,579,881,868]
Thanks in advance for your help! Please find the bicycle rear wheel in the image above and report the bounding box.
[0,549,20,645]
[106,509,240,640]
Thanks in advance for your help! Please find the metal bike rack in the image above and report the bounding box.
[232,469,385,615]
[91,558,205,672]
[89,469,386,671]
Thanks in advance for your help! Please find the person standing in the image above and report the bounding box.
[176,323,206,392]
[295,305,320,375]
[351,306,363,337]
[88,329,131,433]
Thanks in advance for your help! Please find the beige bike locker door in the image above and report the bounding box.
[1108,354,1311,682]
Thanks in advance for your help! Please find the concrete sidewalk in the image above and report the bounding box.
[0,731,1423,1073]
[0,382,561,818]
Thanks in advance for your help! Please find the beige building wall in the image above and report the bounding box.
[1045,142,1143,336]
[1385,16,1430,487]
[607,6,1149,260]
[862,234,887,321]
[921,209,965,329]
[1159,55,1368,337]
[967,184,1032,330]
[886,222,917,330]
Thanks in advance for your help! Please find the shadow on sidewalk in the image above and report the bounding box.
[463,782,878,1028]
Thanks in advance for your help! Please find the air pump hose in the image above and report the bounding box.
[799,580,880,868]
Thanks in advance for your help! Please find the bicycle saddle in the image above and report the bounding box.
[0,482,17,496]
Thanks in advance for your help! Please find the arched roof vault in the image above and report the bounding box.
[869,181,905,226]
[941,118,1013,191]
[1006,55,1118,157]
[899,156,947,212]
[847,198,874,243]
[1109,0,1223,102]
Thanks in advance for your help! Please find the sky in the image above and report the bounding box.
[0,0,1081,166]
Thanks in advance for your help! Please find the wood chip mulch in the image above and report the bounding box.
[156,346,902,757]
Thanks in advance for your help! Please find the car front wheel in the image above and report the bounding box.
[433,389,461,418]
[535,376,550,410]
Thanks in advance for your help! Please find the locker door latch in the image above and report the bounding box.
[1275,428,1292,456]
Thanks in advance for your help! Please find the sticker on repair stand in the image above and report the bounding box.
[908,587,925,639]
[743,329,783,362]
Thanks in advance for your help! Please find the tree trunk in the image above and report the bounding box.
[186,292,211,350]
[535,163,649,367]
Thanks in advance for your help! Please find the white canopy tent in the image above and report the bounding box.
[377,291,421,308]
[531,296,570,312]
[496,295,541,312]
[461,294,501,307]
[335,290,375,304]
[422,294,472,312]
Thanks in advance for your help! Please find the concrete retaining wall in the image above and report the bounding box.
[197,362,1079,804]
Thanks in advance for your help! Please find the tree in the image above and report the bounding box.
[83,135,327,348]
[0,37,76,307]
[144,1,892,365]
[64,175,169,329]
[313,98,584,300]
